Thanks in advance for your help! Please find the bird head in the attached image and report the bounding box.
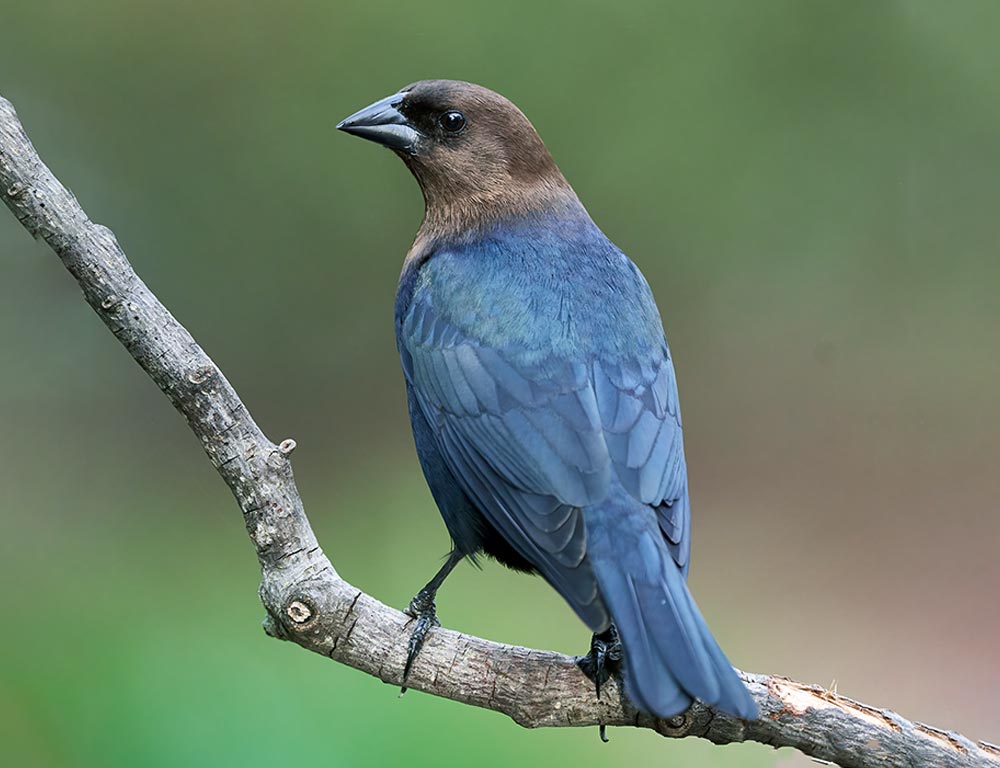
[337,80,577,234]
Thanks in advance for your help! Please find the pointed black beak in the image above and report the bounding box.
[336,92,420,153]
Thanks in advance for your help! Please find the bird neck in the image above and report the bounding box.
[412,173,583,248]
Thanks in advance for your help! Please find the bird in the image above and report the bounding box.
[336,80,758,723]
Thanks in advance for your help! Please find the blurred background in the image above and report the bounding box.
[2,1,998,766]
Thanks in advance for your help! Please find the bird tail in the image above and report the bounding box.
[584,487,757,720]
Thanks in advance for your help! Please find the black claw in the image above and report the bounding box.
[400,587,441,693]
[594,641,609,699]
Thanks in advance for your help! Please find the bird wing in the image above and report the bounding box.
[401,288,690,626]
[592,354,691,572]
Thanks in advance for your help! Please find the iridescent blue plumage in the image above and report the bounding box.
[396,205,753,719]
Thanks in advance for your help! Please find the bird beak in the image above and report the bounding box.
[336,92,421,154]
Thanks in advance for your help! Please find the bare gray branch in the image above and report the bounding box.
[2,94,995,768]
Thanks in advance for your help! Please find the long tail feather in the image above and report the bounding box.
[585,487,757,720]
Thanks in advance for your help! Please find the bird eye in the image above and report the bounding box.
[439,110,466,133]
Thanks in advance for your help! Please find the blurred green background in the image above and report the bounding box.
[2,1,998,766]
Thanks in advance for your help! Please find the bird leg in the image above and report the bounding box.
[400,551,462,693]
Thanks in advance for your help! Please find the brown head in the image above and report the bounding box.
[337,80,579,239]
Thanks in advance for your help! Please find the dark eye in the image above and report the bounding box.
[439,110,466,133]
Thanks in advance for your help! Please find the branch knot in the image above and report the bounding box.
[286,598,316,627]
[187,365,216,385]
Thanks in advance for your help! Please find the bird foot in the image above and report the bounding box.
[577,625,622,743]
[577,625,623,700]
[400,587,440,694]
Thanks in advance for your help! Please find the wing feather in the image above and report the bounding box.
[403,289,692,614]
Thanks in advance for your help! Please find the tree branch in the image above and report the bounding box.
[1,93,995,768]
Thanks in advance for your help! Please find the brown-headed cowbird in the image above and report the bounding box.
[337,80,757,723]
